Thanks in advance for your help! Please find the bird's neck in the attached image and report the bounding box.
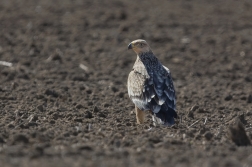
[137,52,159,68]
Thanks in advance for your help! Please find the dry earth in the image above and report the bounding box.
[0,0,252,166]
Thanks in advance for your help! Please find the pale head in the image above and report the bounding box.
[128,39,151,54]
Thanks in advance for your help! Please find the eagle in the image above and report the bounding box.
[127,39,177,126]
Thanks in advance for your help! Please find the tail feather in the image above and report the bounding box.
[152,105,177,126]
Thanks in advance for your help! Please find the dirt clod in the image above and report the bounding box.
[204,132,214,141]
[12,134,29,144]
[229,121,251,146]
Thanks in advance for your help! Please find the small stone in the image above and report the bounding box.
[86,90,92,94]
[13,134,29,144]
[246,110,252,116]
[7,123,15,128]
[119,11,127,20]
[36,94,45,99]
[79,86,85,91]
[126,122,131,126]
[27,122,38,127]
[103,103,110,107]
[238,114,247,126]
[170,140,183,145]
[52,113,59,120]
[50,120,55,124]
[76,104,84,109]
[93,106,99,113]
[187,110,194,118]
[74,118,83,122]
[116,92,124,98]
[111,86,118,93]
[37,105,44,112]
[233,108,240,111]
[240,96,247,100]
[119,25,129,32]
[229,120,251,146]
[149,137,162,144]
[204,132,213,140]
[77,145,92,151]
[0,136,5,143]
[197,108,207,113]
[84,111,93,118]
[245,76,252,82]
[72,76,87,81]
[247,94,252,103]
[98,113,106,118]
[44,89,59,98]
[225,95,232,101]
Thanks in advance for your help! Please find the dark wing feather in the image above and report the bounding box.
[162,65,176,110]
[146,65,176,113]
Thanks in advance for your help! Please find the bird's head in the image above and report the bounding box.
[128,39,151,54]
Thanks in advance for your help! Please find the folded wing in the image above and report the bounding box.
[127,65,176,115]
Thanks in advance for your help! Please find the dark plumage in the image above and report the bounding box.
[127,39,177,126]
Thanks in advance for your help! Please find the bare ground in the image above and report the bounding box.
[0,0,252,166]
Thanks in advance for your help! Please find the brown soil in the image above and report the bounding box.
[0,0,252,166]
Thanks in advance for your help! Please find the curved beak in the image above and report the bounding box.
[128,43,132,50]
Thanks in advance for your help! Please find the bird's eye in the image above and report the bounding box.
[139,43,144,47]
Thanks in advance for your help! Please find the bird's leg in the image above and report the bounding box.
[135,106,145,124]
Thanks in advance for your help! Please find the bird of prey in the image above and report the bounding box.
[127,39,177,126]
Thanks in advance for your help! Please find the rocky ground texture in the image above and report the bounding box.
[0,0,252,166]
